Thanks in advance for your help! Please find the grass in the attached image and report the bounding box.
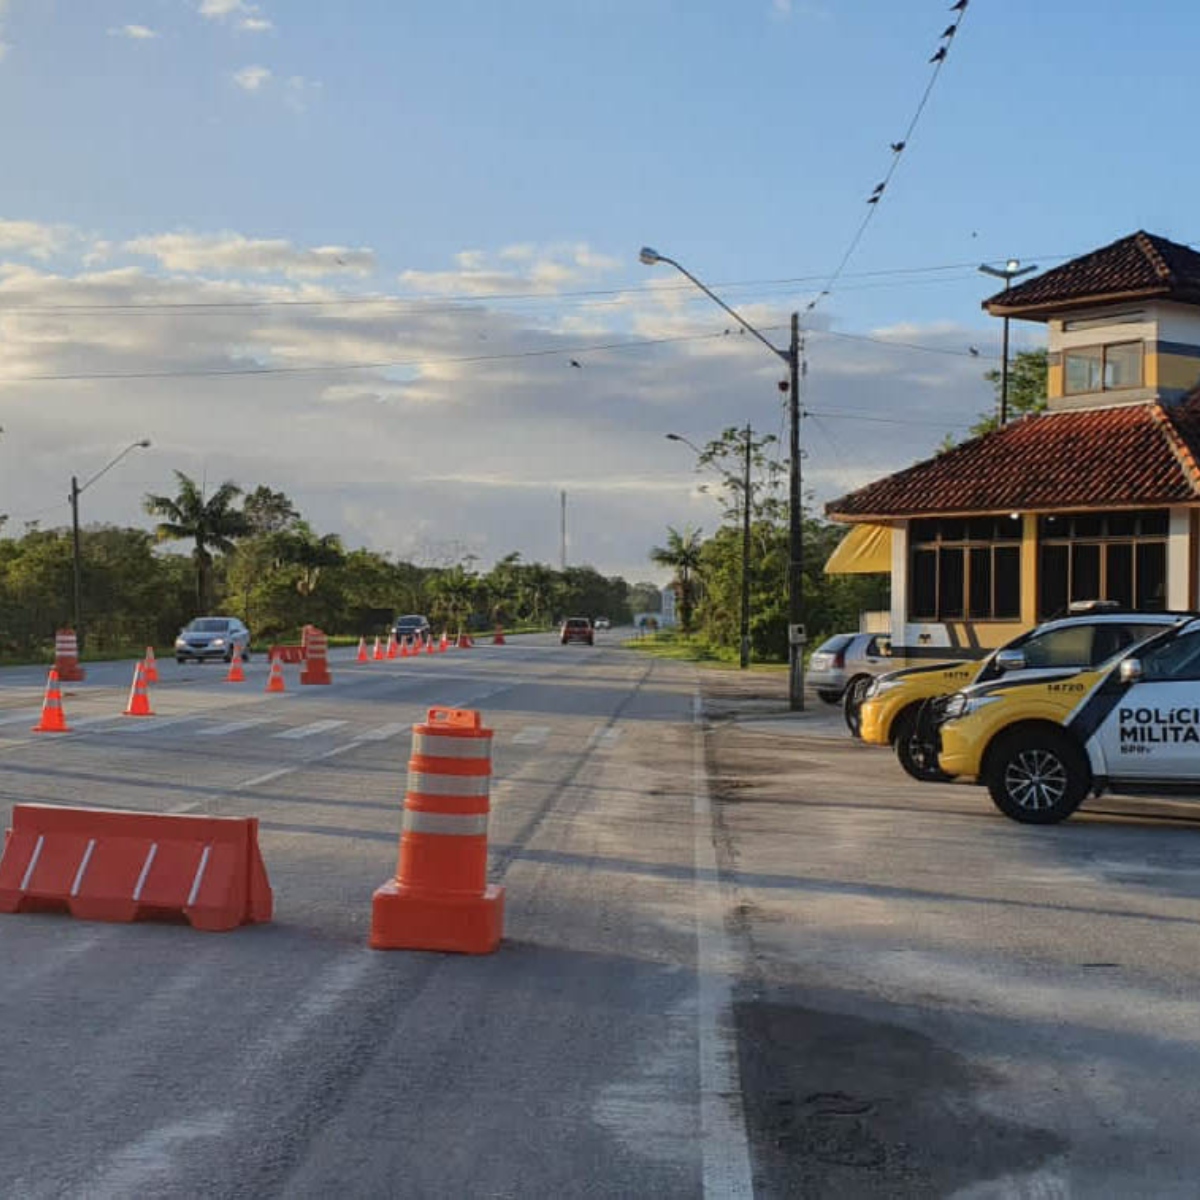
[621,630,789,672]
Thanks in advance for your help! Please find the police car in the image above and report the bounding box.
[935,615,1200,823]
[858,609,1184,782]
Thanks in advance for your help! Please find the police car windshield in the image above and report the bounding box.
[188,619,230,632]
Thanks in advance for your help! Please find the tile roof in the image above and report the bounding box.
[984,232,1200,318]
[826,394,1200,520]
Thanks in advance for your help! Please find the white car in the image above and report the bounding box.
[175,616,252,663]
[594,617,611,630]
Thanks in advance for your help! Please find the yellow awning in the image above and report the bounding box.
[825,523,893,575]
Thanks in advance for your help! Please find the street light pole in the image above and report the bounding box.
[979,259,1037,426]
[644,246,805,708]
[740,422,752,671]
[69,439,151,653]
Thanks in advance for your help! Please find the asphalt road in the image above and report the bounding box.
[0,635,735,1199]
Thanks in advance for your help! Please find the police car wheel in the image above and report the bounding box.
[893,710,951,783]
[987,731,1089,824]
[842,676,871,736]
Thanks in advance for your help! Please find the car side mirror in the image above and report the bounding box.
[996,649,1026,672]
[1119,658,1143,684]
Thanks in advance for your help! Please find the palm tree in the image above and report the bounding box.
[143,471,249,611]
[650,525,703,633]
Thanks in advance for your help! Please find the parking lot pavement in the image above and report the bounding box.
[701,667,1200,1200]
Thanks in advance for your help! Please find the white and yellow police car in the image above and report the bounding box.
[935,616,1200,823]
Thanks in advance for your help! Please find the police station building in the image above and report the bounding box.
[826,231,1200,659]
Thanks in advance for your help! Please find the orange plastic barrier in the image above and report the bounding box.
[123,661,154,717]
[371,707,503,954]
[269,644,305,664]
[265,654,286,693]
[54,629,85,683]
[0,804,272,931]
[32,668,70,733]
[143,646,159,684]
[300,625,332,685]
[225,645,246,683]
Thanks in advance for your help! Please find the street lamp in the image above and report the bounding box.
[667,428,754,670]
[643,246,806,709]
[70,438,151,652]
[979,258,1037,426]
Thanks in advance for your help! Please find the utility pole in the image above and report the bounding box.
[979,259,1037,426]
[70,476,83,651]
[787,313,805,711]
[739,423,752,670]
[560,490,567,571]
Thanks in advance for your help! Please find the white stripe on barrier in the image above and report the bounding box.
[402,810,489,836]
[19,835,44,891]
[406,770,490,797]
[71,839,97,897]
[132,843,158,901]
[187,845,212,907]
[411,732,492,760]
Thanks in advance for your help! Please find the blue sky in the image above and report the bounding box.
[0,0,1197,582]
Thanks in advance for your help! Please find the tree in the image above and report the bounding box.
[242,486,300,535]
[143,471,250,611]
[649,526,703,633]
[629,582,663,614]
[972,348,1049,437]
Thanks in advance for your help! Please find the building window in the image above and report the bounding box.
[1063,341,1143,395]
[1037,509,1167,617]
[909,516,1022,621]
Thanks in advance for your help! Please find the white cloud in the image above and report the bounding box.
[124,231,376,277]
[201,1,273,32]
[240,17,272,33]
[199,0,245,16]
[110,24,158,40]
[400,243,621,298]
[0,219,72,260]
[232,64,271,92]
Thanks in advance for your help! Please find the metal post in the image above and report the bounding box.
[69,475,84,652]
[999,310,1011,427]
[740,422,752,670]
[788,313,805,711]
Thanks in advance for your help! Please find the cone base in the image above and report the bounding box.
[369,880,503,954]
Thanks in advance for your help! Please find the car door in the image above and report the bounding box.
[1092,627,1200,786]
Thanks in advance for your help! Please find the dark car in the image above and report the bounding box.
[560,617,594,645]
[174,616,251,663]
[394,614,432,643]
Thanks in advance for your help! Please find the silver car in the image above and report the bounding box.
[807,632,895,705]
[174,616,252,663]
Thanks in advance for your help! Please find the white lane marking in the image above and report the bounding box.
[274,719,348,740]
[512,725,551,746]
[197,718,272,737]
[239,766,292,788]
[110,715,200,735]
[86,1111,232,1200]
[355,722,410,742]
[585,725,622,749]
[691,690,755,1199]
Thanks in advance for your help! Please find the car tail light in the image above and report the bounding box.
[832,648,846,668]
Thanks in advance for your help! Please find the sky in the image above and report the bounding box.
[1,0,1198,585]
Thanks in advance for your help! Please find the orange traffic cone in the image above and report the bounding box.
[143,646,160,683]
[426,634,435,655]
[123,661,154,717]
[32,668,70,733]
[439,632,448,653]
[265,654,286,693]
[356,637,368,663]
[225,645,246,683]
[493,627,506,645]
[386,634,398,660]
[372,636,384,661]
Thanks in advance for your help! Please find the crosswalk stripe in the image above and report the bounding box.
[274,720,348,740]
[354,722,410,742]
[512,725,551,746]
[197,718,273,737]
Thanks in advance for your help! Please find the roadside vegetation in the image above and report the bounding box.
[0,474,642,661]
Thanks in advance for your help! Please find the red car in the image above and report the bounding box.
[560,617,594,645]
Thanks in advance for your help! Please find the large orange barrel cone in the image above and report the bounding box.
[300,626,332,685]
[265,654,286,694]
[225,645,246,683]
[123,661,154,717]
[372,636,384,662]
[32,668,70,733]
[356,637,368,663]
[54,628,85,683]
[143,646,159,683]
[370,707,503,954]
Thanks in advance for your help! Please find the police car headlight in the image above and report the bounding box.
[211,637,225,647]
[943,692,999,721]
